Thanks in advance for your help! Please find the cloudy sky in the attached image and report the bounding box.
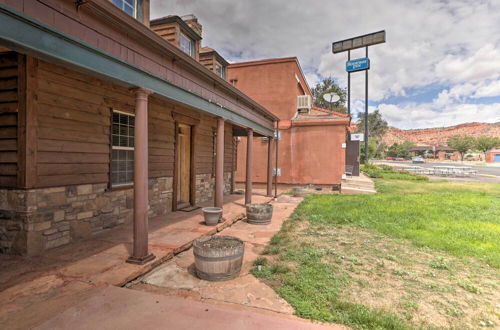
[151,0,500,129]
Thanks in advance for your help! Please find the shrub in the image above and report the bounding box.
[361,164,428,181]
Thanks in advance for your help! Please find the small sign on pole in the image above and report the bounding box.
[346,58,370,72]
[351,133,364,141]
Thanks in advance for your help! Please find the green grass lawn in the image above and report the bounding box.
[295,180,500,268]
[254,178,500,329]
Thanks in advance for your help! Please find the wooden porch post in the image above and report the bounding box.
[245,128,253,205]
[266,137,273,197]
[214,117,225,208]
[127,88,155,265]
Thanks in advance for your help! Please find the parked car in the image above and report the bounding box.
[412,156,425,163]
[386,156,395,160]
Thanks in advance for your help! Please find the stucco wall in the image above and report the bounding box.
[236,124,346,185]
[229,58,347,185]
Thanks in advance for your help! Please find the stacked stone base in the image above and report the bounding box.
[0,173,232,256]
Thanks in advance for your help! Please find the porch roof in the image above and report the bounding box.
[0,3,277,136]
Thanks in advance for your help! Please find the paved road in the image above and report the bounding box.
[377,160,500,177]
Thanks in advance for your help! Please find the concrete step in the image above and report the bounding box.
[342,181,375,190]
[341,187,376,194]
[343,180,374,188]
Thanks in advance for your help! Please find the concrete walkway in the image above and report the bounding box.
[130,194,304,315]
[0,193,271,329]
[0,191,345,330]
[35,286,342,330]
[341,174,376,194]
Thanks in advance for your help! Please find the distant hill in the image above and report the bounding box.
[380,122,500,147]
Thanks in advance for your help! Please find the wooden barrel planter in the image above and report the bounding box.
[193,236,244,281]
[246,203,273,225]
[292,187,308,197]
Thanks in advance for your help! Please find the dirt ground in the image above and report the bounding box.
[284,223,499,329]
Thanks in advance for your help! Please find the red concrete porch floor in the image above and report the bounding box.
[0,193,267,329]
[35,286,339,330]
[0,192,343,329]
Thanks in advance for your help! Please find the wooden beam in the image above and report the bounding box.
[17,55,38,188]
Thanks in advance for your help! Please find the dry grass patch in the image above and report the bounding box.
[257,221,499,329]
[309,225,499,329]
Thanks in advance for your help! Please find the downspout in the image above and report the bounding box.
[274,120,279,199]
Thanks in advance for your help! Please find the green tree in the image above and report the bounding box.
[356,109,388,138]
[387,141,415,158]
[311,77,347,111]
[475,136,500,154]
[360,139,377,163]
[447,135,475,161]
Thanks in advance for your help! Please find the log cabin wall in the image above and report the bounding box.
[0,55,235,255]
[199,54,215,72]
[150,22,178,46]
[0,52,19,187]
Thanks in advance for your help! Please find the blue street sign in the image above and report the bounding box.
[346,57,370,72]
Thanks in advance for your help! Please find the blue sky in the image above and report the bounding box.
[152,0,500,129]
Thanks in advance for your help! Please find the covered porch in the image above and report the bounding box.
[0,3,279,261]
[0,192,272,290]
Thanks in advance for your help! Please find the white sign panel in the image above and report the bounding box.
[351,133,364,141]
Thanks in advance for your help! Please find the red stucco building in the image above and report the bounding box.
[486,147,500,163]
[227,58,350,188]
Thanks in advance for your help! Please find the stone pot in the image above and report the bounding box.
[193,235,244,281]
[246,203,273,225]
[202,207,223,226]
[292,187,308,197]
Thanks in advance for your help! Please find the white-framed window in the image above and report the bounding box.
[179,33,196,58]
[112,0,137,18]
[111,111,135,186]
[215,63,226,79]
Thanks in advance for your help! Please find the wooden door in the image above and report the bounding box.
[176,124,192,208]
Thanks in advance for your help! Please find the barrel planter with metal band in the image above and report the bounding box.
[292,187,308,197]
[246,203,273,225]
[193,236,244,281]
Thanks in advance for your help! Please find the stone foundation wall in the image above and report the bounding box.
[195,172,231,204]
[0,177,172,256]
[0,172,237,255]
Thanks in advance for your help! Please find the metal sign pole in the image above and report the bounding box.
[347,50,351,117]
[332,30,385,165]
[364,46,369,163]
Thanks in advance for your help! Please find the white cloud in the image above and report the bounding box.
[473,79,500,98]
[304,73,321,89]
[377,102,500,129]
[151,0,500,128]
[436,44,500,83]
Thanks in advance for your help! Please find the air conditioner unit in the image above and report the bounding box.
[297,95,312,113]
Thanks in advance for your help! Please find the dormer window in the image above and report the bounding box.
[180,33,196,58]
[112,0,137,17]
[215,63,226,79]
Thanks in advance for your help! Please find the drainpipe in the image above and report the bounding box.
[214,117,225,209]
[274,120,279,199]
[245,128,253,205]
[266,136,273,197]
[127,88,155,265]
